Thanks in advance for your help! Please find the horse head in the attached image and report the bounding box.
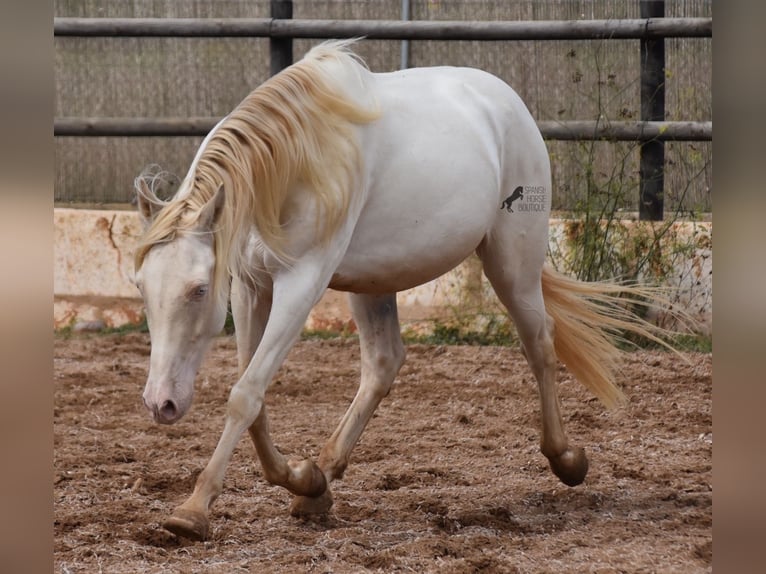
[134,180,229,424]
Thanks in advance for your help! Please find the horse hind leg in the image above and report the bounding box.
[478,244,588,487]
[291,292,405,516]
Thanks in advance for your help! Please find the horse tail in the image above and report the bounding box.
[541,265,684,410]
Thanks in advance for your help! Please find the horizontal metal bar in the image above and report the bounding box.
[537,120,712,141]
[54,118,218,137]
[54,18,272,38]
[54,117,712,141]
[53,17,712,40]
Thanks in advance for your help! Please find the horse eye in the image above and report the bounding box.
[187,284,209,302]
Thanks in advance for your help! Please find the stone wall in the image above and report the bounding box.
[54,208,711,335]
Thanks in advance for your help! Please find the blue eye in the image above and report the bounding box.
[188,284,209,301]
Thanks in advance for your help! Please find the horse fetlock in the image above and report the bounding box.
[261,466,290,488]
[286,458,327,497]
[163,507,210,541]
[191,470,223,506]
[547,446,589,487]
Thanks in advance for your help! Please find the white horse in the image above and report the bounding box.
[134,40,668,541]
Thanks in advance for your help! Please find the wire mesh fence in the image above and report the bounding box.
[54,0,711,213]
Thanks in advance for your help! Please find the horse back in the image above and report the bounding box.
[330,66,547,293]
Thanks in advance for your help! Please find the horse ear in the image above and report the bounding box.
[197,184,225,231]
[135,177,164,226]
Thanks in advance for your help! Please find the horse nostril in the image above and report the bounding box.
[159,399,177,421]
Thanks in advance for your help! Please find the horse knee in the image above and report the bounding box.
[226,384,262,424]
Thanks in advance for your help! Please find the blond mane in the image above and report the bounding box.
[134,40,379,298]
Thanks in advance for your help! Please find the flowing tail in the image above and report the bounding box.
[541,265,685,410]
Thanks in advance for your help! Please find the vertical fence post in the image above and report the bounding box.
[270,0,293,76]
[400,0,411,69]
[639,0,665,221]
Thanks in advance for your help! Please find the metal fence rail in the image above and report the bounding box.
[54,117,712,142]
[53,16,712,40]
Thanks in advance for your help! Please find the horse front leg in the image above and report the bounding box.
[231,278,327,498]
[248,409,327,496]
[291,293,405,516]
[162,268,331,541]
[161,414,250,540]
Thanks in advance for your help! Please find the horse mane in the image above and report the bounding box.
[134,39,380,297]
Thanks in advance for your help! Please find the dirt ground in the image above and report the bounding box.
[54,332,711,573]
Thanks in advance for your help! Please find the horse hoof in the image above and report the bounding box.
[289,490,334,517]
[162,508,210,541]
[548,447,589,487]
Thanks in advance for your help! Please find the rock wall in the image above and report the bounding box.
[54,208,711,335]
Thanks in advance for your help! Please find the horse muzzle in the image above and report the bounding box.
[142,381,193,425]
[143,396,184,424]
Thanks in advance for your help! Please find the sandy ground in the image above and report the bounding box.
[54,332,711,573]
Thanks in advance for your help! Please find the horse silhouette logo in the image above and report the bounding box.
[501,186,524,212]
